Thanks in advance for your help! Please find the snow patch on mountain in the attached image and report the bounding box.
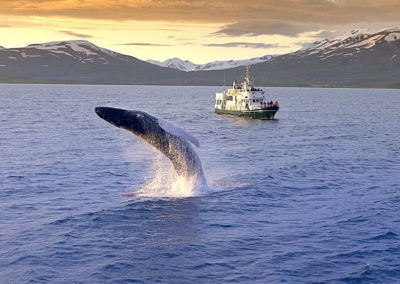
[49,50,75,57]
[347,34,384,49]
[28,40,98,56]
[196,56,274,71]
[385,32,400,42]
[335,29,368,41]
[304,31,368,52]
[21,52,42,58]
[25,40,122,59]
[147,58,198,72]
[0,39,143,66]
[147,55,274,72]
[297,28,400,60]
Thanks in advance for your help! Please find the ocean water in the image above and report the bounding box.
[1,84,400,283]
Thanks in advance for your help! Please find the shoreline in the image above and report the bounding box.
[1,81,400,89]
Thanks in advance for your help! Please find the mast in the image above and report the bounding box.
[245,65,250,84]
[244,65,253,90]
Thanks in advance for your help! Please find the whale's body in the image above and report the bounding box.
[95,107,204,179]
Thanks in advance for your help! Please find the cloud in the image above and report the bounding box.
[175,37,193,41]
[120,42,172,46]
[205,42,286,49]
[0,0,398,23]
[1,0,400,36]
[296,41,319,49]
[214,20,314,37]
[0,24,10,27]
[150,28,180,31]
[311,30,338,39]
[60,30,93,38]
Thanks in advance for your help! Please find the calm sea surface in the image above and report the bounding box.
[1,84,400,283]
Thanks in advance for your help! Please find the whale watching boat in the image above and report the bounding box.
[215,66,279,119]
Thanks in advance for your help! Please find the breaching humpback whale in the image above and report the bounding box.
[95,107,204,180]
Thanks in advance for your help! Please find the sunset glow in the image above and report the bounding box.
[1,0,400,63]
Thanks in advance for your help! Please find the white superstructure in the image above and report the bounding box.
[215,66,273,111]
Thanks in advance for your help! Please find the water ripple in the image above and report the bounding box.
[1,85,400,283]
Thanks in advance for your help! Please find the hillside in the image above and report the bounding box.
[0,40,184,84]
[178,29,400,88]
[1,29,400,87]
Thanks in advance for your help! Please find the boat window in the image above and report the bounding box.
[253,99,255,103]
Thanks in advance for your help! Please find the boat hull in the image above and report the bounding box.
[215,107,279,120]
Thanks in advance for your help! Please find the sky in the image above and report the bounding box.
[1,0,400,63]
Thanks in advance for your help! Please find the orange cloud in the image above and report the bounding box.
[59,30,93,38]
[0,0,397,22]
[1,0,400,34]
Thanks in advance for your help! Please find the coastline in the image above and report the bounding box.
[1,80,399,89]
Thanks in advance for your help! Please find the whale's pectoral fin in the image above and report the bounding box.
[157,118,199,147]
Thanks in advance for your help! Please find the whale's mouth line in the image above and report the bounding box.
[94,107,106,120]
[95,107,123,127]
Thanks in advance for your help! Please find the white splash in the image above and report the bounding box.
[131,151,211,199]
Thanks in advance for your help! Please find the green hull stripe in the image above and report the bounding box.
[215,108,278,119]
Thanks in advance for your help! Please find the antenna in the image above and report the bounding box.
[245,65,250,84]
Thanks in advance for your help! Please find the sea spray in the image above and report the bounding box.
[133,151,209,198]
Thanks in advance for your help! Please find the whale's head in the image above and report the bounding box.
[95,107,154,136]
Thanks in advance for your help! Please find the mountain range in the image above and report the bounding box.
[0,40,184,84]
[1,28,400,87]
[146,56,274,72]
